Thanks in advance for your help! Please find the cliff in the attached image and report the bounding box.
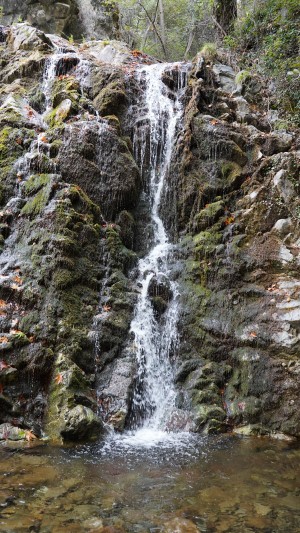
[0,0,118,40]
[0,22,299,443]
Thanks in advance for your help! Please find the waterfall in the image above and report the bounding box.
[127,63,190,437]
[77,0,99,39]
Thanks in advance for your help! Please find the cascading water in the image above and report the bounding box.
[108,62,191,446]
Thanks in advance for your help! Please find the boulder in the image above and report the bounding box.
[60,405,105,441]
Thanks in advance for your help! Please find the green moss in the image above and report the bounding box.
[0,127,11,155]
[199,43,218,61]
[222,161,242,184]
[19,311,41,336]
[52,77,80,109]
[50,139,63,157]
[235,70,251,85]
[94,80,126,116]
[52,269,80,290]
[21,179,51,217]
[195,404,226,427]
[10,331,30,347]
[105,226,137,271]
[44,102,71,127]
[193,229,222,257]
[194,200,224,230]
[25,173,50,194]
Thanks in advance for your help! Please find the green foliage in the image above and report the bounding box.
[200,42,217,61]
[105,0,216,61]
[227,0,300,127]
[235,69,251,85]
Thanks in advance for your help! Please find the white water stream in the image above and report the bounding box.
[117,63,190,445]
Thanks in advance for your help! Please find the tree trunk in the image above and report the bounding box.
[214,0,237,34]
[158,0,167,57]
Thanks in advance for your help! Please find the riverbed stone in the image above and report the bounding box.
[163,518,200,532]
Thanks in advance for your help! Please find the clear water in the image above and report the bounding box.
[0,436,299,532]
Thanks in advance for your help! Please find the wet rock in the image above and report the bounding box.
[58,121,141,218]
[272,218,292,236]
[0,423,26,440]
[44,98,72,127]
[1,1,118,40]
[97,359,135,431]
[148,274,173,301]
[82,40,134,66]
[262,132,293,155]
[163,518,200,532]
[194,404,226,432]
[213,63,236,93]
[0,95,44,128]
[7,23,52,52]
[151,296,168,317]
[60,405,105,441]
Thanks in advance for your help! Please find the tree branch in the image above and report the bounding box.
[137,0,168,59]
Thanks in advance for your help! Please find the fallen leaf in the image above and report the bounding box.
[249,331,257,338]
[0,300,7,309]
[103,305,111,312]
[13,275,22,285]
[0,336,9,343]
[210,119,218,125]
[267,284,277,292]
[224,215,235,226]
[132,49,142,57]
[55,373,64,385]
[25,430,37,442]
[11,283,22,290]
[40,135,48,143]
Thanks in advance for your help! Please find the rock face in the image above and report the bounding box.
[0,0,118,40]
[0,22,299,442]
[0,23,141,442]
[164,56,300,437]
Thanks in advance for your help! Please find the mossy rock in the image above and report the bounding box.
[193,229,223,257]
[51,77,80,109]
[192,388,220,406]
[0,126,34,204]
[103,114,121,133]
[222,161,243,188]
[21,176,52,218]
[195,404,226,430]
[194,200,224,230]
[60,405,105,441]
[52,268,81,289]
[44,99,73,127]
[93,80,126,117]
[25,173,51,194]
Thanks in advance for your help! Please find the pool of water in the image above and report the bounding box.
[0,433,299,532]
